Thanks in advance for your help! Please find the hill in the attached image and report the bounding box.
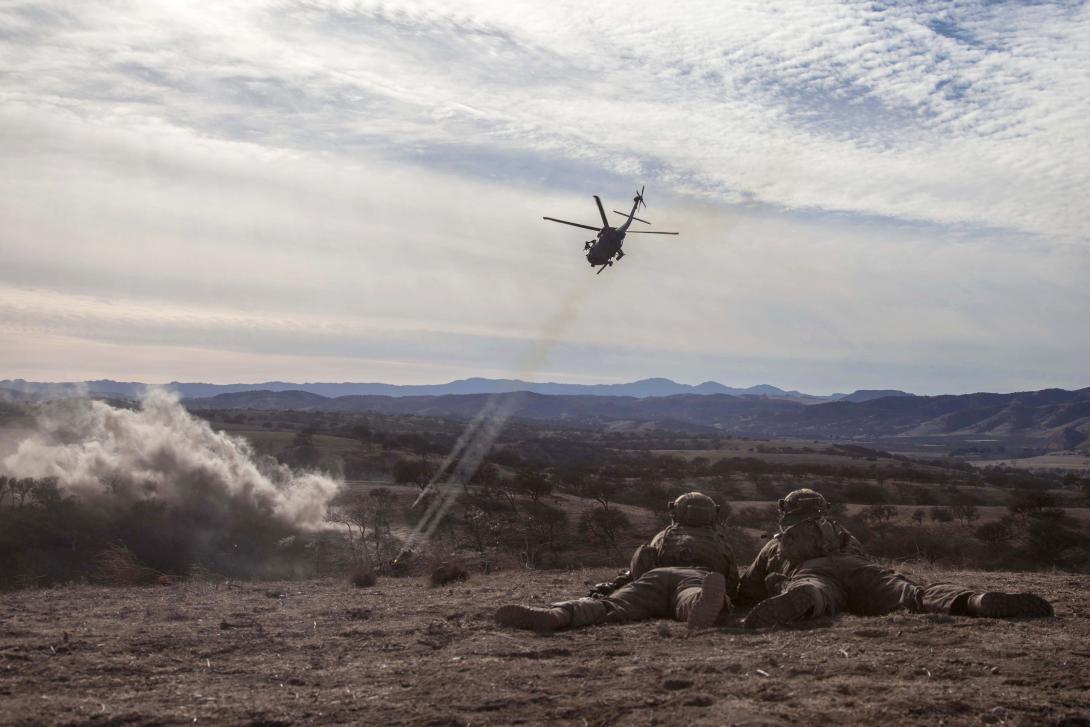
[0,377,848,401]
[185,387,1090,451]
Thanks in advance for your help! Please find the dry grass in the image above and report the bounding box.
[1,568,1086,726]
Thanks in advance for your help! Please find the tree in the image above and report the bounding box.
[1008,492,1055,520]
[512,471,552,503]
[950,503,980,527]
[974,519,1014,547]
[284,427,321,468]
[862,504,897,526]
[911,508,926,525]
[334,487,401,572]
[467,462,500,493]
[519,501,569,568]
[462,504,506,553]
[578,475,619,508]
[579,504,631,558]
[351,423,372,445]
[929,506,954,523]
[393,458,435,490]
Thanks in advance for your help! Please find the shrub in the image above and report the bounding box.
[94,543,163,586]
[429,558,468,586]
[974,519,1014,547]
[929,506,954,523]
[350,567,377,588]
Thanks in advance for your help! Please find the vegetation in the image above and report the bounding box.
[2,403,1088,589]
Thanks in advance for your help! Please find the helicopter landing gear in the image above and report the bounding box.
[616,249,625,260]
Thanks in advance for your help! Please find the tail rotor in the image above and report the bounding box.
[634,184,646,211]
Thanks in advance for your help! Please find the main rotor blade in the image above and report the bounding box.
[593,195,609,227]
[543,216,601,232]
[627,230,678,235]
[612,210,650,224]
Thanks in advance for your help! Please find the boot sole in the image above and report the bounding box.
[687,572,727,630]
[494,605,557,631]
[743,586,814,629]
[976,592,1054,619]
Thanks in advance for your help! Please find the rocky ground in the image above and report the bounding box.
[1,567,1088,726]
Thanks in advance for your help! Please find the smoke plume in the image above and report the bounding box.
[1,390,341,579]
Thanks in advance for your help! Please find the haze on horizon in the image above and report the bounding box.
[2,1,1089,397]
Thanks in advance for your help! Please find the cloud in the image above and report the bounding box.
[0,1,1088,394]
[3,1,1088,236]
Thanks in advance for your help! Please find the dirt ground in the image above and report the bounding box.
[1,567,1088,726]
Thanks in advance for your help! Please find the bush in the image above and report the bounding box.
[842,482,886,504]
[94,543,163,586]
[350,567,377,588]
[974,519,1014,547]
[731,505,779,532]
[929,506,954,523]
[578,504,631,556]
[429,558,468,586]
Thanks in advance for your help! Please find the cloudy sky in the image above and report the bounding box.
[1,1,1088,395]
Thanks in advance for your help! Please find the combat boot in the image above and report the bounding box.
[494,605,572,631]
[965,592,1053,619]
[679,572,727,629]
[743,585,818,629]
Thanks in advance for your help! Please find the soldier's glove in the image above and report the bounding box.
[764,573,787,597]
[587,569,632,599]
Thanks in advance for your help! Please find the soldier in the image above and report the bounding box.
[495,492,737,631]
[739,488,1054,628]
[736,487,862,606]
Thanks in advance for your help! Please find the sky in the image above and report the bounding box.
[1,1,1088,396]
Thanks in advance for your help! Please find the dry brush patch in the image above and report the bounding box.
[0,567,1087,726]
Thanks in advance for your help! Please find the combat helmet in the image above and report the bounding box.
[669,492,720,527]
[778,488,829,528]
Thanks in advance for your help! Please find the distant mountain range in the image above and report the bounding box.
[176,386,1090,451]
[0,377,915,402]
[4,378,1087,450]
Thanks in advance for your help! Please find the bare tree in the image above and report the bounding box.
[951,503,980,527]
[512,471,552,503]
[579,504,631,558]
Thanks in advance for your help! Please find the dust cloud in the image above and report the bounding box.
[2,388,340,532]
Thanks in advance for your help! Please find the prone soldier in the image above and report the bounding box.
[738,488,1054,628]
[495,492,737,631]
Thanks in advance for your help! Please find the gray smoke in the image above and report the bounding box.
[2,389,340,529]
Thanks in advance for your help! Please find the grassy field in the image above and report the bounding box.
[212,424,366,458]
[1,568,1086,726]
[970,453,1090,472]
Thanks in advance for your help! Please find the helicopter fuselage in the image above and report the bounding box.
[585,198,639,268]
[586,227,626,266]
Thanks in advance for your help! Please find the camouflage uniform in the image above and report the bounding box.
[496,492,737,630]
[556,566,727,627]
[740,489,1053,627]
[767,552,976,617]
[735,518,861,606]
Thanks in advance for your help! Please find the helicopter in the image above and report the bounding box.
[543,186,678,273]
